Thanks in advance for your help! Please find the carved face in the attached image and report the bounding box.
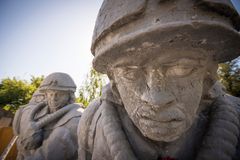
[111,52,209,142]
[45,90,69,113]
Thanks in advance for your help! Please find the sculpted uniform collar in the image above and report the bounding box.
[99,84,240,160]
[34,104,82,129]
[34,106,48,120]
[52,104,82,129]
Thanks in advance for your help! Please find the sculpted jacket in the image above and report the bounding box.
[78,84,240,160]
[13,103,82,160]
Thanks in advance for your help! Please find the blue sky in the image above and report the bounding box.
[231,0,240,14]
[0,0,103,90]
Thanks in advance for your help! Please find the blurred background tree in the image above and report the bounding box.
[76,68,107,107]
[0,67,108,113]
[218,57,240,97]
[0,76,44,113]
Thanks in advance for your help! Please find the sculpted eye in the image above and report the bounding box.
[118,66,140,82]
[166,65,195,77]
[123,70,137,81]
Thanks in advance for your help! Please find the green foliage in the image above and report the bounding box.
[218,57,240,97]
[0,76,44,113]
[30,75,44,89]
[76,68,107,107]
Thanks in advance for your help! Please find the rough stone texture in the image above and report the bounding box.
[91,0,240,73]
[13,72,83,160]
[78,0,240,160]
[91,0,147,53]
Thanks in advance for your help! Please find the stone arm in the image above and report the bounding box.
[218,94,240,160]
[23,117,80,160]
[234,125,240,160]
[78,99,102,160]
[228,95,240,160]
[19,103,79,150]
[12,105,27,136]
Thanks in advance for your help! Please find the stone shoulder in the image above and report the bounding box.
[225,94,240,115]
[77,98,102,159]
[223,95,240,159]
[12,104,31,135]
[77,98,102,140]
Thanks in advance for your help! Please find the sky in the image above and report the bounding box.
[0,0,103,91]
[231,0,240,14]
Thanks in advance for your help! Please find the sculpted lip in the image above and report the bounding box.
[142,116,184,124]
[140,105,186,123]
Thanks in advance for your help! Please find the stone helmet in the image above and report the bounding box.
[39,72,76,93]
[91,0,240,73]
[32,89,45,97]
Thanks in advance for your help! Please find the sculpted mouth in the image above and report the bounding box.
[136,105,187,141]
[139,106,186,123]
[160,115,184,122]
[142,116,183,123]
[139,116,186,133]
[49,103,61,108]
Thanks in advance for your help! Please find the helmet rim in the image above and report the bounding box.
[93,21,240,73]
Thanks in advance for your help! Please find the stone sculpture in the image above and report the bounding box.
[78,0,240,160]
[13,72,82,160]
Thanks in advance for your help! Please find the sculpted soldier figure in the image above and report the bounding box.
[13,72,82,160]
[12,89,45,138]
[78,0,240,160]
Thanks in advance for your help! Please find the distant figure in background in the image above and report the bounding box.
[12,89,45,137]
[13,72,82,160]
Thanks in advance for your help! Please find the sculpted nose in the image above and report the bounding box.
[141,88,175,107]
[141,68,175,107]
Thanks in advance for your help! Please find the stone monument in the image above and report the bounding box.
[78,0,240,160]
[13,72,82,160]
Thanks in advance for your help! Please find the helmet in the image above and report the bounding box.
[39,72,76,92]
[91,0,240,73]
[32,89,45,97]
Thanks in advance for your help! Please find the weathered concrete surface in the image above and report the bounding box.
[14,72,83,160]
[78,0,240,160]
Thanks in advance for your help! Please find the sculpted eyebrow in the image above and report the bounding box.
[114,62,141,68]
[161,58,201,66]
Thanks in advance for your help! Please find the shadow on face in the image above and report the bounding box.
[45,90,70,113]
